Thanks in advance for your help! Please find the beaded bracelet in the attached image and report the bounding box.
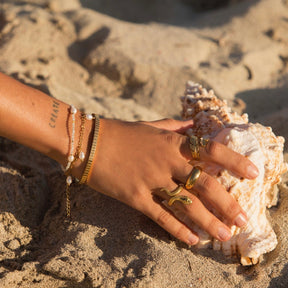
[65,112,87,217]
[65,105,77,172]
[74,112,86,163]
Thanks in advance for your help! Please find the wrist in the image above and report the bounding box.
[70,113,95,180]
[46,103,94,181]
[49,104,97,218]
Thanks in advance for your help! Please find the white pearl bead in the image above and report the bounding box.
[68,154,74,162]
[66,176,73,185]
[70,106,77,114]
[79,151,85,161]
[86,114,93,120]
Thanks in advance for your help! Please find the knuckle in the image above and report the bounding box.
[174,225,192,243]
[239,156,250,172]
[205,140,221,157]
[156,209,172,227]
[199,173,214,192]
[162,131,180,146]
[224,200,241,218]
[132,186,145,199]
[207,216,220,234]
[173,210,187,223]
[232,152,245,166]
[130,187,151,210]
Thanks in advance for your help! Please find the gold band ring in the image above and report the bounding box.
[185,166,202,190]
[168,195,192,206]
[189,135,209,160]
[160,184,184,196]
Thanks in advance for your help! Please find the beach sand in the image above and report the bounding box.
[0,0,288,287]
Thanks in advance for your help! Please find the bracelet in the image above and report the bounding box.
[65,105,77,217]
[65,105,77,172]
[78,114,100,184]
[73,112,86,163]
[64,109,100,217]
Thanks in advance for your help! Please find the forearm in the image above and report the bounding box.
[0,72,93,176]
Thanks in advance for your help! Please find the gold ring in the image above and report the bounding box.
[160,184,184,196]
[199,137,209,148]
[161,185,192,206]
[189,136,209,160]
[185,166,202,190]
[189,135,200,160]
[168,195,192,206]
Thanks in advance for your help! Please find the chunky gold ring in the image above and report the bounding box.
[189,136,209,160]
[189,135,200,160]
[185,166,202,190]
[160,184,184,196]
[161,185,192,206]
[168,195,192,206]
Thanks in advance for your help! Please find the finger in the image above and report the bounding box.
[142,195,199,246]
[178,170,248,228]
[142,118,194,133]
[200,140,259,179]
[155,183,232,242]
[181,137,259,179]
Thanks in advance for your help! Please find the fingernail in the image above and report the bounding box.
[247,164,259,179]
[217,227,231,241]
[234,213,247,227]
[188,233,199,245]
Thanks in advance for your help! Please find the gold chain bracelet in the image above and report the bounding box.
[78,114,100,185]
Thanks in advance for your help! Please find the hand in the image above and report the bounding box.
[86,118,259,245]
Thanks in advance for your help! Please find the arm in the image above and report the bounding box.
[0,72,259,245]
[0,72,92,179]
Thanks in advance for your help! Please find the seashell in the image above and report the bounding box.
[181,82,288,265]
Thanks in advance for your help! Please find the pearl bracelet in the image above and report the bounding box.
[65,105,77,172]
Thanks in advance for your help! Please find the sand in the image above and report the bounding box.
[0,0,288,287]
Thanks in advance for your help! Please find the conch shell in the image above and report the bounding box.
[181,81,288,265]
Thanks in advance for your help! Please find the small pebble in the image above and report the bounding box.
[6,239,21,250]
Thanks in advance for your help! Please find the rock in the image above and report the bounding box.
[5,239,21,250]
